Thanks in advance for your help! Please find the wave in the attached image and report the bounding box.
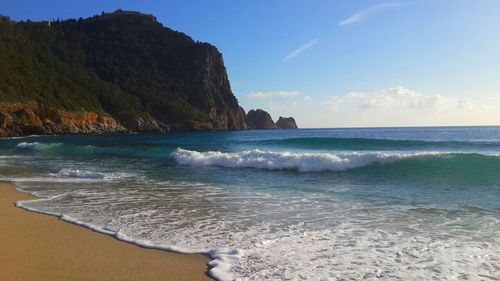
[16,141,41,149]
[172,148,443,172]
[1,169,134,184]
[51,168,135,181]
[252,137,500,151]
[15,192,240,281]
[53,168,106,179]
[14,141,171,159]
[15,141,63,151]
[16,141,102,154]
[0,155,27,159]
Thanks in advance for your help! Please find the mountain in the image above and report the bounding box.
[0,10,249,136]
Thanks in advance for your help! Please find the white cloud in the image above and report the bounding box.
[481,95,500,111]
[358,86,414,108]
[323,86,480,114]
[324,96,345,112]
[357,86,476,112]
[323,91,369,111]
[242,87,500,128]
[245,91,300,99]
[303,95,311,101]
[339,2,404,26]
[282,39,319,62]
[346,92,367,98]
[268,101,300,111]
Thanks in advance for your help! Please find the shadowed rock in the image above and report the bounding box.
[276,116,298,129]
[245,109,277,129]
[0,10,249,136]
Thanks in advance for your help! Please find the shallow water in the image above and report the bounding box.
[1,127,500,280]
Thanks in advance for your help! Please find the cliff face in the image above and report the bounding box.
[0,10,248,136]
[245,109,277,129]
[276,117,298,129]
[0,103,126,137]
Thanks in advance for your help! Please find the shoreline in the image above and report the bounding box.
[0,181,212,281]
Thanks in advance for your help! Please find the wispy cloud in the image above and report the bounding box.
[246,91,301,99]
[282,39,319,62]
[267,101,301,111]
[324,86,477,112]
[339,2,404,26]
[358,86,476,111]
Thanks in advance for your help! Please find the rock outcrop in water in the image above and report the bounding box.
[275,116,298,129]
[245,110,299,130]
[0,10,249,136]
[245,109,277,129]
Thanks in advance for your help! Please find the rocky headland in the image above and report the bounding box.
[0,10,296,137]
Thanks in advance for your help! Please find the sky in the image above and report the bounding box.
[1,0,500,128]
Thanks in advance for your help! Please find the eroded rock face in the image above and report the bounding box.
[276,116,298,129]
[0,102,127,137]
[123,117,168,132]
[245,109,277,129]
[0,10,248,134]
[80,12,249,132]
[0,11,302,136]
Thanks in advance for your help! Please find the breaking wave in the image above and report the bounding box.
[16,141,63,151]
[172,148,443,172]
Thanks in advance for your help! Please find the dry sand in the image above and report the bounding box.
[0,182,212,281]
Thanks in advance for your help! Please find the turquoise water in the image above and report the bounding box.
[1,127,500,280]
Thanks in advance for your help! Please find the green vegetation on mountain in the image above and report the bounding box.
[0,10,247,132]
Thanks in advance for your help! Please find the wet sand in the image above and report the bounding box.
[0,182,212,281]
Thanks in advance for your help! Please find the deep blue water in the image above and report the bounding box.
[1,127,499,280]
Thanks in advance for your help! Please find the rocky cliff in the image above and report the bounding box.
[276,116,298,129]
[245,109,277,129]
[0,102,126,137]
[0,10,248,136]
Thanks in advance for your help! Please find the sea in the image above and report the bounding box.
[0,127,499,280]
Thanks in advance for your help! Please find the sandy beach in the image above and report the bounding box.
[0,182,212,281]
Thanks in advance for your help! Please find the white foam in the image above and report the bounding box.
[3,176,102,183]
[13,180,500,281]
[0,136,25,139]
[16,141,40,149]
[8,147,500,281]
[50,168,135,182]
[1,169,134,184]
[16,193,195,249]
[0,155,26,159]
[15,141,62,151]
[173,148,439,172]
[54,168,106,179]
[14,193,236,281]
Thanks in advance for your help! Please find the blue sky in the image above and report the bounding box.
[2,0,500,127]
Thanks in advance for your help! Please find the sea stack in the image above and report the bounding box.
[245,109,277,129]
[275,116,298,129]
